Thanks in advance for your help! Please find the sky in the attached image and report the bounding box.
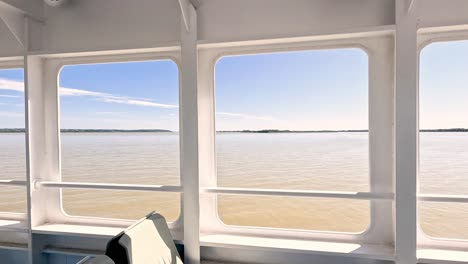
[419,40,468,129]
[0,42,466,131]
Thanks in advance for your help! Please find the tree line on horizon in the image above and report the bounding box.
[1,128,468,133]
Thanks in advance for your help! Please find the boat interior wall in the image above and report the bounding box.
[0,0,465,56]
[1,0,468,264]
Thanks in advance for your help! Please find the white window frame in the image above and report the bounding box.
[198,35,395,245]
[32,50,184,232]
[417,27,468,250]
[0,58,27,222]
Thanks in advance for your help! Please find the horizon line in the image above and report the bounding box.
[1,128,468,133]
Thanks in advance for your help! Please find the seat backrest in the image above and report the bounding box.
[105,231,127,264]
[116,213,183,264]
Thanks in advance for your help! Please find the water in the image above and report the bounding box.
[0,132,467,238]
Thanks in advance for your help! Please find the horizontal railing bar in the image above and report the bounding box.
[202,187,394,200]
[418,194,468,203]
[0,180,27,186]
[36,181,182,193]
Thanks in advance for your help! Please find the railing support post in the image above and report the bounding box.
[180,1,200,263]
[395,0,418,263]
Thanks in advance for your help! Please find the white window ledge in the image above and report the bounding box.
[418,249,468,264]
[32,223,183,242]
[200,234,395,261]
[0,219,28,233]
[33,223,123,239]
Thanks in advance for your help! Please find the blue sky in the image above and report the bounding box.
[0,42,466,130]
[419,40,468,129]
[215,48,368,130]
[0,68,24,128]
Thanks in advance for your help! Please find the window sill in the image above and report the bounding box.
[32,222,183,242]
[0,219,28,233]
[200,234,395,261]
[32,223,123,239]
[418,248,468,264]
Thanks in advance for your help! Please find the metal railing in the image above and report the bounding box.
[202,187,394,201]
[35,181,182,193]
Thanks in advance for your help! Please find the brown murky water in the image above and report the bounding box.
[1,132,467,239]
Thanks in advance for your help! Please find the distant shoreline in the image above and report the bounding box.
[0,129,173,133]
[1,128,468,133]
[219,129,468,133]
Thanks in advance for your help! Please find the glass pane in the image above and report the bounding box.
[59,60,180,219]
[214,49,369,231]
[218,195,369,233]
[215,48,369,192]
[0,187,26,213]
[419,40,468,239]
[61,133,179,185]
[419,202,468,240]
[0,68,26,213]
[63,189,180,221]
[217,132,369,191]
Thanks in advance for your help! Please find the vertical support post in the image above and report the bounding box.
[24,54,49,264]
[24,18,60,264]
[395,0,418,263]
[180,2,200,264]
[26,55,62,264]
[23,15,34,264]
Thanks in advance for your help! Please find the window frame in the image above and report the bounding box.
[0,59,27,221]
[198,35,395,245]
[42,51,183,230]
[417,28,468,249]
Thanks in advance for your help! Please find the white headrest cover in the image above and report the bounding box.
[119,214,183,264]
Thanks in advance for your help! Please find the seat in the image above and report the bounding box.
[78,212,182,264]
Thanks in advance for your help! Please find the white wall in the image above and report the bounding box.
[197,0,395,42]
[416,0,468,28]
[41,0,180,53]
[0,22,23,57]
[2,0,468,55]
[40,0,395,52]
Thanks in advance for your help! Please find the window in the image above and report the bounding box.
[419,40,468,240]
[59,60,180,221]
[214,48,370,232]
[0,67,26,214]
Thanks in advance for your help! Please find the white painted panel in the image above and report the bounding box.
[394,0,418,263]
[0,22,23,57]
[41,0,180,53]
[180,4,200,264]
[198,0,395,42]
[0,0,43,17]
[417,0,468,28]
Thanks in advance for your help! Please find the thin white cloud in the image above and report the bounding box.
[98,98,178,108]
[0,101,23,106]
[0,94,20,98]
[60,87,111,97]
[0,112,23,117]
[96,111,128,115]
[217,112,274,121]
[0,79,24,92]
[0,77,177,109]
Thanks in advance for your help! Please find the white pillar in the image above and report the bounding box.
[395,0,418,263]
[180,2,200,264]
